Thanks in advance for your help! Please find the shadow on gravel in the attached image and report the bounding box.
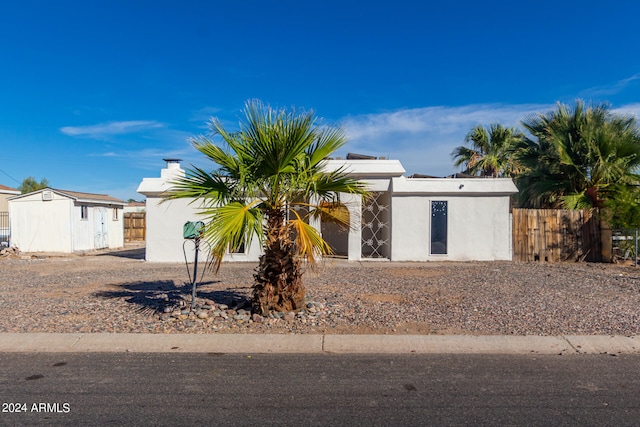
[94,280,251,313]
[97,247,146,260]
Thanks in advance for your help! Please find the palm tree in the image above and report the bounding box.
[451,123,524,177]
[518,100,640,209]
[164,100,368,315]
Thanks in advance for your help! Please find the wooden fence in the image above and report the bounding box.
[124,212,146,242]
[512,208,601,262]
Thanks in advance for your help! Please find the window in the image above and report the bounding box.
[430,201,447,255]
[229,240,246,254]
[113,208,119,221]
[80,205,88,220]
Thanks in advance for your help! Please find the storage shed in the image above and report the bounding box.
[8,188,125,253]
[138,158,518,263]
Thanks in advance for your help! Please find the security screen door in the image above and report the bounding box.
[430,201,447,255]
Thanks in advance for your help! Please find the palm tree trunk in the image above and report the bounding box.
[252,209,306,315]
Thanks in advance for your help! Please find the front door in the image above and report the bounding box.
[94,207,108,249]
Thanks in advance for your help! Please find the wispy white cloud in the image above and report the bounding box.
[612,103,640,118]
[340,103,551,176]
[580,73,640,97]
[90,140,205,173]
[60,120,165,138]
[190,106,223,123]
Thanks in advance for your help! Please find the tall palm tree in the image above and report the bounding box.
[451,123,524,177]
[518,100,640,209]
[164,100,368,315]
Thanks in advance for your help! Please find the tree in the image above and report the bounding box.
[164,100,368,315]
[18,176,49,194]
[517,100,640,209]
[602,183,640,229]
[451,123,524,177]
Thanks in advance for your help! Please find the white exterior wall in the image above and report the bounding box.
[106,207,124,250]
[139,160,518,263]
[389,177,517,261]
[9,193,74,252]
[72,203,92,251]
[139,161,262,263]
[145,197,262,263]
[391,195,512,261]
[146,197,204,263]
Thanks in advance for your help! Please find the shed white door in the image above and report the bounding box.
[94,207,108,249]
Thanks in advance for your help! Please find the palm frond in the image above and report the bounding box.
[288,210,333,267]
[200,200,264,266]
[163,166,232,203]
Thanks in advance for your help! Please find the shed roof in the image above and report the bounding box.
[9,188,126,205]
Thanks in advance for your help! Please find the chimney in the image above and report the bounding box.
[163,158,182,169]
[160,158,184,180]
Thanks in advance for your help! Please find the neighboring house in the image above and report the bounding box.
[0,184,20,211]
[137,158,518,263]
[124,201,146,213]
[0,184,20,246]
[8,188,125,253]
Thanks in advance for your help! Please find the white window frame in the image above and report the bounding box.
[80,205,88,221]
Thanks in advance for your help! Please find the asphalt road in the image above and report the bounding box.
[1,353,639,426]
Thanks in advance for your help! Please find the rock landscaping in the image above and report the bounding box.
[1,247,639,335]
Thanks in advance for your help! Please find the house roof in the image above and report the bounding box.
[9,188,126,205]
[0,184,20,194]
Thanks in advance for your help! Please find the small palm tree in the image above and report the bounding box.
[164,100,368,315]
[451,124,524,177]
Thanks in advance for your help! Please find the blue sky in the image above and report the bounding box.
[1,0,640,201]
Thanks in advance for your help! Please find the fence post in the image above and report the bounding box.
[635,228,638,268]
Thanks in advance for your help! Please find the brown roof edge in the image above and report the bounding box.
[51,188,126,204]
[0,184,20,192]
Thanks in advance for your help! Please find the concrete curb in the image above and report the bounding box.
[564,335,640,354]
[0,333,323,353]
[0,333,639,354]
[323,335,572,354]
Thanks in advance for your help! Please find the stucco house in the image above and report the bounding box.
[0,184,20,246]
[0,184,20,212]
[138,158,518,263]
[8,188,125,253]
[124,201,146,213]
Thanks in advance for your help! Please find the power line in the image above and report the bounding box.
[0,169,20,185]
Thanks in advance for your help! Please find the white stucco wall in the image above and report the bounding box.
[139,160,518,263]
[144,197,263,263]
[139,161,262,263]
[391,195,512,261]
[146,197,203,262]
[389,177,517,261]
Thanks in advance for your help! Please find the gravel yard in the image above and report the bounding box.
[1,246,639,335]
